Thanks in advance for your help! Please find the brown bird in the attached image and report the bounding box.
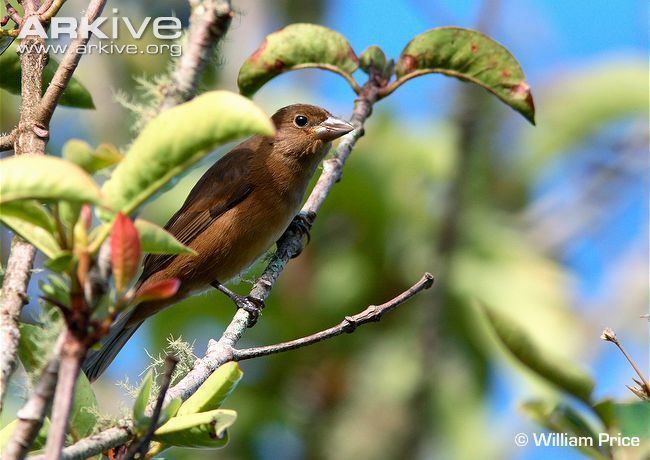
[83,104,354,381]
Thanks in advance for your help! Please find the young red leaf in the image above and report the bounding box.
[111,212,141,293]
[133,279,181,304]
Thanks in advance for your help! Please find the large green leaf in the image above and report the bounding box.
[0,156,103,205]
[391,27,535,123]
[63,140,123,174]
[1,213,62,258]
[481,302,594,402]
[521,400,608,459]
[134,219,196,255]
[133,370,153,433]
[0,42,94,108]
[613,402,650,438]
[177,362,243,416]
[520,60,648,173]
[101,91,274,217]
[153,409,236,448]
[0,200,54,233]
[238,23,359,96]
[69,373,98,440]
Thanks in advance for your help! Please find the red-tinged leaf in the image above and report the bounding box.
[111,213,141,293]
[134,279,181,304]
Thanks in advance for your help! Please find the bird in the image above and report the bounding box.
[82,104,354,381]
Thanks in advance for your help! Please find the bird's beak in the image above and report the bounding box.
[315,116,354,141]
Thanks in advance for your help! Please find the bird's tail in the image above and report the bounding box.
[82,311,143,382]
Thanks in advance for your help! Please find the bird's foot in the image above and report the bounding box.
[211,281,265,327]
[278,211,316,259]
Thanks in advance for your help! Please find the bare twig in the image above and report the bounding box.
[3,1,22,25]
[35,0,107,125]
[158,0,232,110]
[234,273,434,360]
[124,356,178,460]
[0,3,50,411]
[601,328,650,399]
[0,129,16,151]
[38,0,66,22]
[43,331,86,460]
[1,338,63,460]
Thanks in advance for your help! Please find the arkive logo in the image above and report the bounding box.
[18,8,181,40]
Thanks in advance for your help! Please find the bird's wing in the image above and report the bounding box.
[138,141,257,283]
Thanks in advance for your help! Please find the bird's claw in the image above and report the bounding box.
[279,211,316,259]
[234,295,265,327]
[211,281,265,327]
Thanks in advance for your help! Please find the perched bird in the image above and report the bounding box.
[82,104,354,381]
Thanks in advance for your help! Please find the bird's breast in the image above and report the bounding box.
[187,187,301,286]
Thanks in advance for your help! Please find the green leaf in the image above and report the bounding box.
[133,370,153,432]
[613,401,650,438]
[17,324,50,380]
[158,398,182,426]
[153,409,237,448]
[0,200,55,232]
[1,212,62,259]
[520,60,647,173]
[521,400,608,459]
[238,23,359,96]
[177,362,243,416]
[0,156,103,205]
[69,373,98,440]
[63,140,123,174]
[101,91,274,217]
[481,302,594,402]
[392,27,535,123]
[44,252,73,273]
[39,274,70,310]
[0,42,94,108]
[134,219,196,255]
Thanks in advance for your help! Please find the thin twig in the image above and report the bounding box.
[35,0,107,125]
[38,0,66,21]
[0,129,16,151]
[123,356,178,460]
[234,273,434,360]
[0,337,63,460]
[601,328,650,398]
[0,0,49,414]
[158,0,232,110]
[43,331,86,460]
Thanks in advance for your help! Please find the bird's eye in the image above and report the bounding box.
[294,115,309,127]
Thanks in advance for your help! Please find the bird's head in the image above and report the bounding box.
[270,104,354,158]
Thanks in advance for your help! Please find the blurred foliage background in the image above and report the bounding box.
[1,0,647,459]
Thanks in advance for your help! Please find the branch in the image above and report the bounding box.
[124,356,178,460]
[35,0,107,125]
[0,0,50,413]
[43,331,86,460]
[234,273,434,360]
[0,129,16,151]
[0,338,62,460]
[0,239,36,414]
[158,0,232,111]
